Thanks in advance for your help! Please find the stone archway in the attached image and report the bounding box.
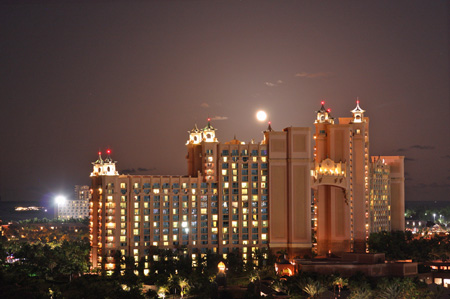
[311,159,351,256]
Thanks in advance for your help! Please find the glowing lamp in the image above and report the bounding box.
[98,151,102,155]
[207,118,211,122]
[321,101,325,105]
[55,195,66,206]
[327,108,331,113]
[218,261,226,272]
[106,149,111,154]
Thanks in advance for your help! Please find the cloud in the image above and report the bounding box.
[121,167,156,174]
[200,102,210,108]
[210,116,228,121]
[397,145,436,152]
[264,80,283,87]
[122,168,136,174]
[410,145,435,150]
[295,72,332,79]
[137,167,156,172]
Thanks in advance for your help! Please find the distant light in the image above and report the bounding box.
[55,195,66,206]
[218,261,226,272]
[98,151,102,156]
[327,108,331,113]
[207,118,211,122]
[106,149,111,155]
[357,100,360,104]
[321,101,325,105]
[256,110,267,122]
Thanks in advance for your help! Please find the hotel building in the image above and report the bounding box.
[89,101,404,270]
[56,185,91,220]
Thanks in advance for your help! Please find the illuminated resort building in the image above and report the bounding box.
[89,102,404,271]
[312,101,404,255]
[56,185,91,220]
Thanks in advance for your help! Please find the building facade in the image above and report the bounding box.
[56,185,91,220]
[89,101,404,271]
[311,101,404,255]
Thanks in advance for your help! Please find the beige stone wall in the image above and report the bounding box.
[381,156,405,231]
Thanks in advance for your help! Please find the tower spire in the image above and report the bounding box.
[94,150,103,164]
[104,148,112,163]
[351,98,365,123]
[202,117,218,142]
[315,100,334,124]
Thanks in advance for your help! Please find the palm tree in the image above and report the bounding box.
[179,278,190,298]
[249,271,260,283]
[276,249,288,262]
[349,288,372,299]
[168,274,179,295]
[302,279,326,299]
[349,281,372,299]
[377,283,401,299]
[271,279,286,293]
[333,276,348,297]
[158,285,169,299]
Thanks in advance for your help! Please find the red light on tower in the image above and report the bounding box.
[207,118,211,122]
[106,149,111,155]
[321,101,325,105]
[268,121,271,125]
[356,99,360,104]
[98,151,102,156]
[327,108,331,113]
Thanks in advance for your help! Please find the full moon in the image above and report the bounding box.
[256,110,267,122]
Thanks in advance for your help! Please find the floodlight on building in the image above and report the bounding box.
[55,195,67,206]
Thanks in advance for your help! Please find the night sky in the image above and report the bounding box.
[1,1,448,205]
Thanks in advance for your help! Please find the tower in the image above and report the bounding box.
[312,100,370,255]
[90,149,118,177]
[90,149,119,269]
[186,125,203,177]
[186,119,219,181]
[265,123,312,257]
